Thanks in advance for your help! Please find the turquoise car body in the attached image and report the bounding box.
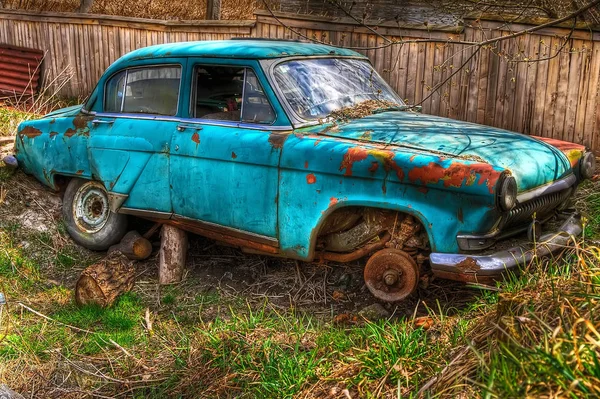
[14,40,589,282]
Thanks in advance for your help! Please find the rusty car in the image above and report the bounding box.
[11,39,596,302]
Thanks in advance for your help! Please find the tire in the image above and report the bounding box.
[62,178,128,250]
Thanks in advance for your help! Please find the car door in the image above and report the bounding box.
[87,63,184,216]
[169,61,283,239]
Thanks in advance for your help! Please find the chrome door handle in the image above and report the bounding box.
[177,124,203,132]
[92,119,114,125]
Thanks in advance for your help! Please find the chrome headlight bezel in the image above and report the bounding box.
[580,152,596,180]
[497,174,517,211]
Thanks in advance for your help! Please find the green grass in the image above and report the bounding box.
[1,156,599,397]
[0,107,36,135]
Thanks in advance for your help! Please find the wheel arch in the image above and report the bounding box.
[306,200,433,261]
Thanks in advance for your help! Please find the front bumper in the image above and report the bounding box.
[429,212,583,284]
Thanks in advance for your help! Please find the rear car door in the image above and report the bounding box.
[169,60,284,240]
[88,62,184,216]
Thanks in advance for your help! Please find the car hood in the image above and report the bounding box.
[299,111,575,192]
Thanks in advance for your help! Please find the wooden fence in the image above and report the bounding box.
[0,8,599,152]
[0,9,254,98]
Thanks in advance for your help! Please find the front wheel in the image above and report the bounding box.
[62,178,127,250]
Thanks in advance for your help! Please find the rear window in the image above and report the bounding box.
[104,65,181,116]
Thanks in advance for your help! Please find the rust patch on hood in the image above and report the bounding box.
[533,136,585,168]
[19,126,42,138]
[268,132,288,150]
[408,162,501,193]
[340,147,404,181]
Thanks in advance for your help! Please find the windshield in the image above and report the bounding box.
[273,58,404,121]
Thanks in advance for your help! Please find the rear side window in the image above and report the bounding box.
[104,66,181,116]
[192,65,275,124]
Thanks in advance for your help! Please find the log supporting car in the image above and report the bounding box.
[12,39,595,301]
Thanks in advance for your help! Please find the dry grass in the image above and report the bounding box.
[2,0,267,20]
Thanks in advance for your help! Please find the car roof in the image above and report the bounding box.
[120,39,366,62]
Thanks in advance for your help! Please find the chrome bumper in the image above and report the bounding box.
[429,213,583,283]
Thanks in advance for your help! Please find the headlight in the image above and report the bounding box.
[580,152,596,180]
[497,175,517,211]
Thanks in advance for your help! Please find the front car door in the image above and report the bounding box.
[169,59,290,243]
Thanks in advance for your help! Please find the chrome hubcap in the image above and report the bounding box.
[73,183,109,233]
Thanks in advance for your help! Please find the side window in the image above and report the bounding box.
[104,66,181,116]
[242,69,275,124]
[192,65,275,124]
[104,70,126,113]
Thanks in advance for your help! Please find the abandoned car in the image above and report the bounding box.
[12,39,596,302]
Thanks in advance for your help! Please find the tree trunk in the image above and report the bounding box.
[108,230,152,260]
[78,0,94,13]
[206,0,221,20]
[159,224,188,285]
[75,251,136,307]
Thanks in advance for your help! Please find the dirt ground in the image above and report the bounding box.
[0,138,480,322]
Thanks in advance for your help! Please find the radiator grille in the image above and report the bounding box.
[503,188,573,228]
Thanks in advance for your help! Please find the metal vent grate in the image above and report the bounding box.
[504,187,573,228]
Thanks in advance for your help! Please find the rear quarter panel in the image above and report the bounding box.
[15,114,93,188]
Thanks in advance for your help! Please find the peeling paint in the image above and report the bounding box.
[306,173,316,184]
[191,132,200,145]
[19,126,42,138]
[339,147,404,181]
[231,151,237,159]
[268,132,288,149]
[407,162,501,193]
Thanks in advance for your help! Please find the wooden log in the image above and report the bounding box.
[159,224,188,285]
[75,251,136,307]
[108,230,152,260]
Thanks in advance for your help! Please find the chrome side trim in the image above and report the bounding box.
[516,174,576,203]
[431,212,582,277]
[93,112,293,131]
[107,192,129,213]
[171,214,279,246]
[119,207,173,219]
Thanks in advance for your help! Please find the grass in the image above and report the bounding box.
[1,187,598,398]
[1,105,600,397]
[0,107,37,136]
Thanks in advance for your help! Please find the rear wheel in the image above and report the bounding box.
[62,178,127,250]
[364,248,419,302]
